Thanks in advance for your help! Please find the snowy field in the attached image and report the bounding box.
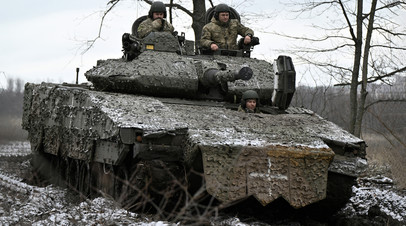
[0,141,405,225]
[0,142,175,225]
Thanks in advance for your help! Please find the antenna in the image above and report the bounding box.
[76,68,80,84]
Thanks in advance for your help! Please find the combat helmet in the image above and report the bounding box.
[214,4,231,20]
[241,90,259,108]
[148,1,167,18]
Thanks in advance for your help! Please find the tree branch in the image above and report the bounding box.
[374,27,406,37]
[365,99,406,110]
[334,66,406,86]
[338,0,356,41]
[81,0,120,55]
[367,108,406,149]
[272,32,352,42]
[370,44,406,51]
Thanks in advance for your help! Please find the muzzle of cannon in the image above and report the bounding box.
[200,67,253,88]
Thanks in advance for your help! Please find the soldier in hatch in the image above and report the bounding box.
[137,1,175,38]
[238,90,261,113]
[200,3,254,51]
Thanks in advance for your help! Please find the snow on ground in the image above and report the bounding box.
[0,179,176,225]
[0,141,177,225]
[0,141,31,157]
[340,176,406,222]
[1,141,406,225]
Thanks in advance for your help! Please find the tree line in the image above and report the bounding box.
[0,78,26,142]
[292,74,406,142]
[0,78,24,117]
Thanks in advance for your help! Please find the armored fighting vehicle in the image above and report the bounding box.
[22,10,367,217]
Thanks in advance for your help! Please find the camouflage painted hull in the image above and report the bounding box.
[201,145,333,208]
[23,82,366,208]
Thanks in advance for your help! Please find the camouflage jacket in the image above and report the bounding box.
[200,17,254,50]
[237,105,261,113]
[137,18,174,38]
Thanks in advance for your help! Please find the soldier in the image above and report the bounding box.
[238,90,261,113]
[200,3,254,51]
[137,1,175,38]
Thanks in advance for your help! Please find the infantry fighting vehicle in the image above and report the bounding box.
[22,10,367,216]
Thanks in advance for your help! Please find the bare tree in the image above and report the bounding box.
[6,78,14,93]
[0,71,6,92]
[15,78,23,94]
[280,0,406,137]
[0,77,27,142]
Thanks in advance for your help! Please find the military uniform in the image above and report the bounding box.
[238,90,260,113]
[200,17,254,50]
[137,18,174,38]
[238,105,261,113]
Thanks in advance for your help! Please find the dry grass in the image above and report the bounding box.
[0,116,27,144]
[363,132,406,189]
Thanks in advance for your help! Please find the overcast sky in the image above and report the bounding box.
[1,1,404,89]
[1,0,128,86]
[0,0,302,87]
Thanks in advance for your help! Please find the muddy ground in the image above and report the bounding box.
[0,141,405,225]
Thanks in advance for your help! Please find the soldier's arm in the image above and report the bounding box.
[236,21,254,44]
[137,21,154,38]
[165,21,175,33]
[237,21,254,38]
[200,26,215,49]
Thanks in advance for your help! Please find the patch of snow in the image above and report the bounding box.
[212,217,251,226]
[341,185,406,222]
[364,176,394,184]
[0,141,31,157]
[0,171,175,225]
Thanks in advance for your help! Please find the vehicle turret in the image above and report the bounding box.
[87,31,294,108]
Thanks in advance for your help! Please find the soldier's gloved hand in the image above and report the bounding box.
[152,18,164,30]
[210,43,219,51]
[244,35,251,44]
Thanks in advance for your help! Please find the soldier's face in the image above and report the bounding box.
[153,12,165,19]
[246,99,257,110]
[218,12,229,23]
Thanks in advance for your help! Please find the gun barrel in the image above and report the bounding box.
[200,67,253,88]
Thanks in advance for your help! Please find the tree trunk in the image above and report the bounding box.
[169,0,173,24]
[349,0,363,135]
[191,0,206,49]
[354,0,378,137]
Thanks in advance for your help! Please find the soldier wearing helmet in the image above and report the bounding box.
[137,1,175,38]
[200,3,254,51]
[238,90,261,113]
